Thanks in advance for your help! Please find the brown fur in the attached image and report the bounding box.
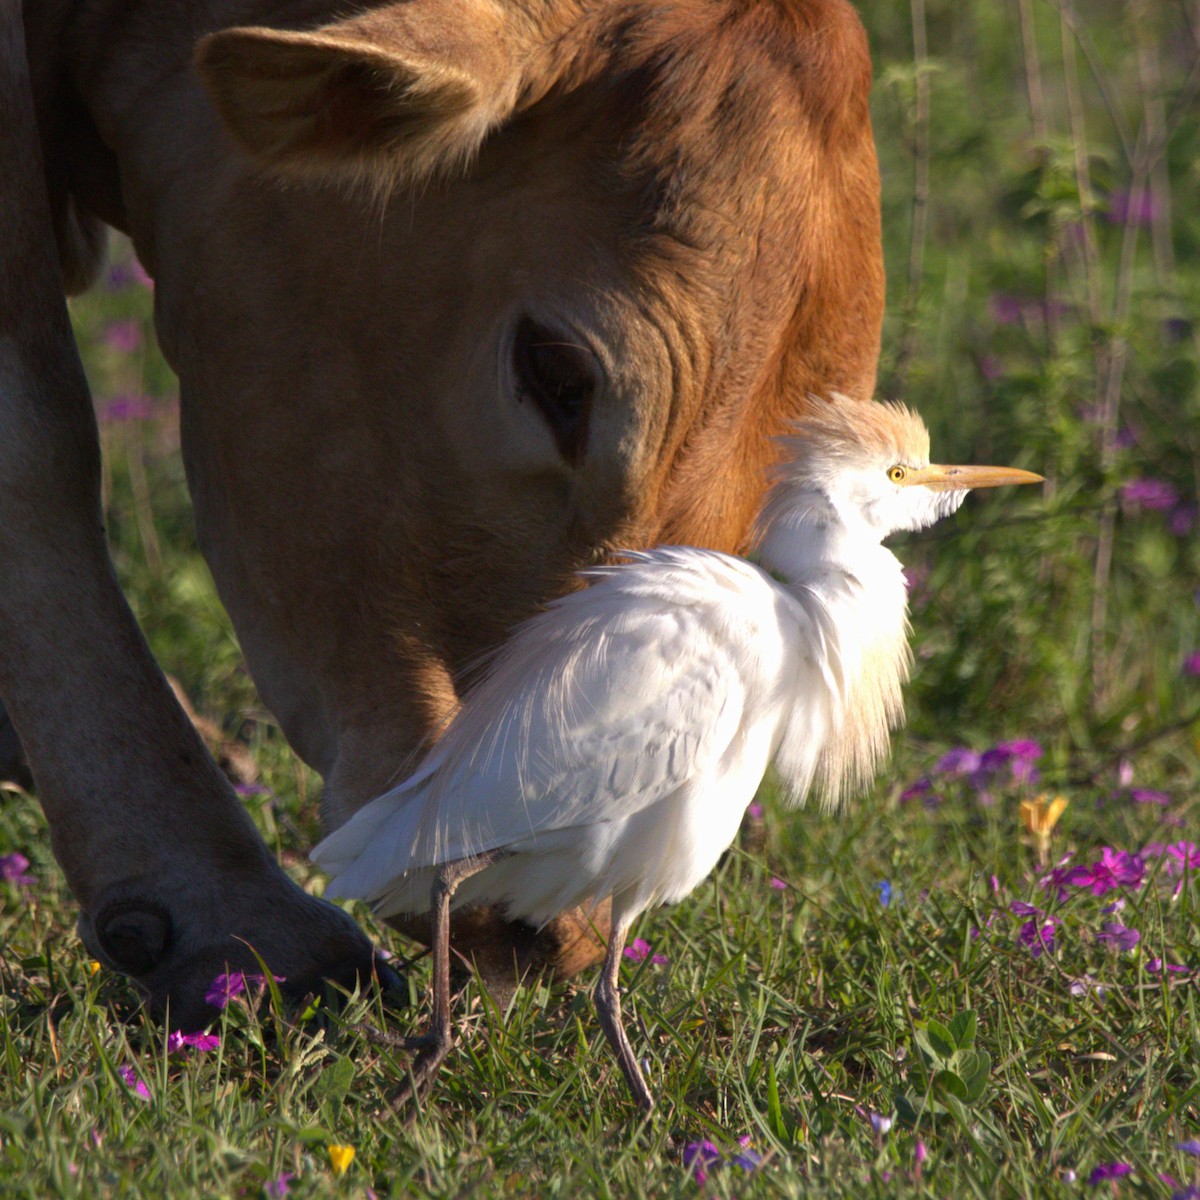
[12,0,884,1002]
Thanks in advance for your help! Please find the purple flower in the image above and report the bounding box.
[869,1112,893,1135]
[1184,653,1200,678]
[1095,922,1140,952]
[118,1065,150,1101]
[1178,1140,1200,1156]
[1171,507,1197,537]
[1147,957,1187,975]
[205,972,247,1008]
[1106,188,1158,226]
[102,319,142,354]
[936,748,981,776]
[99,394,155,423]
[1121,478,1180,512]
[264,1172,294,1198]
[167,1030,221,1053]
[683,1140,721,1186]
[899,776,934,804]
[1088,1161,1133,1184]
[1131,788,1171,807]
[0,852,35,886]
[1009,900,1042,917]
[1147,841,1200,877]
[747,802,763,820]
[989,293,1027,325]
[1171,1187,1200,1200]
[875,880,892,908]
[623,938,667,965]
[1062,849,1145,897]
[770,877,788,890]
[234,782,273,798]
[978,354,1005,381]
[1019,915,1060,958]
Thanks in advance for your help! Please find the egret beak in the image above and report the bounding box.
[906,464,1044,492]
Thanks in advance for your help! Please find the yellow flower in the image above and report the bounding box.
[328,1144,355,1175]
[88,961,102,976]
[1021,794,1068,861]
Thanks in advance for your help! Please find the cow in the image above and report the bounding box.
[3,0,883,1029]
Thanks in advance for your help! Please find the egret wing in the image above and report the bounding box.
[314,550,796,899]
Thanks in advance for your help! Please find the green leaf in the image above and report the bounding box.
[316,1056,355,1108]
[766,1060,789,1142]
[933,1069,969,1103]
[962,1050,992,1104]
[948,1009,977,1049]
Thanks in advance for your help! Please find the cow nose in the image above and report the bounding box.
[86,899,175,975]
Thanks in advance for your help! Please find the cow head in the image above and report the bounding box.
[184,0,883,816]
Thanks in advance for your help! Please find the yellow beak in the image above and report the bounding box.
[904,464,1044,491]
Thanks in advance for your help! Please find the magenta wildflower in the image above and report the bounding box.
[1063,849,1145,897]
[683,1140,721,1186]
[988,293,1026,325]
[914,1140,928,1170]
[770,877,788,890]
[118,1065,150,1101]
[1088,1161,1133,1184]
[899,776,934,804]
[1184,653,1200,677]
[1106,188,1158,226]
[1131,788,1171,807]
[234,782,273,798]
[102,319,142,354]
[1147,958,1187,975]
[869,1112,893,1136]
[1172,507,1197,537]
[935,747,981,776]
[1121,478,1180,512]
[1009,900,1042,917]
[99,394,154,423]
[1145,841,1200,877]
[167,1030,221,1053]
[623,938,667,965]
[1178,1140,1200,1156]
[264,1172,294,1198]
[205,972,247,1008]
[1095,922,1140,952]
[0,852,35,886]
[1018,915,1060,958]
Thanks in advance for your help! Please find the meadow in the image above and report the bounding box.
[2,1,1199,1195]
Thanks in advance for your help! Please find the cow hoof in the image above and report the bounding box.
[92,900,174,976]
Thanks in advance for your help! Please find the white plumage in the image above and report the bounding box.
[312,393,1042,1110]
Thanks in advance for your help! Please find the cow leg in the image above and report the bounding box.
[0,9,386,1028]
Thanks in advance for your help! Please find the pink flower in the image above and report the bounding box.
[623,938,668,965]
[264,1172,294,1198]
[1019,915,1060,958]
[1121,478,1179,512]
[1146,958,1187,975]
[1088,1161,1132,1184]
[167,1030,221,1053]
[770,877,788,890]
[0,853,35,886]
[206,972,247,1008]
[118,1065,150,1101]
[1184,652,1200,677]
[99,394,154,423]
[1095,922,1140,952]
[102,319,142,354]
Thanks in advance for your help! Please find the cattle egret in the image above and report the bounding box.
[313,393,1042,1110]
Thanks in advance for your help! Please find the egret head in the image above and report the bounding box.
[770,393,1043,539]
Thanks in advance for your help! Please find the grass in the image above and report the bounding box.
[3,1,1200,1195]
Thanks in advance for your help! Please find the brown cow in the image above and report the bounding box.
[4,0,882,1028]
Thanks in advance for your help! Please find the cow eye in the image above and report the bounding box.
[512,317,597,465]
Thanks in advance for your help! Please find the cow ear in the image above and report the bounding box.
[194,9,528,188]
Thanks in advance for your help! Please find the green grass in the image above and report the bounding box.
[3,1,1200,1195]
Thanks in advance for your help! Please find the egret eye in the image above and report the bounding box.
[512,317,597,466]
[888,465,908,484]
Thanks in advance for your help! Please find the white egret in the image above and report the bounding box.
[313,393,1042,1110]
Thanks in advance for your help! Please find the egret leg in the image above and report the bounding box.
[390,852,497,1111]
[593,911,655,1112]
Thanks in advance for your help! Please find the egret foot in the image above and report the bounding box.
[594,915,655,1112]
[388,852,499,1113]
